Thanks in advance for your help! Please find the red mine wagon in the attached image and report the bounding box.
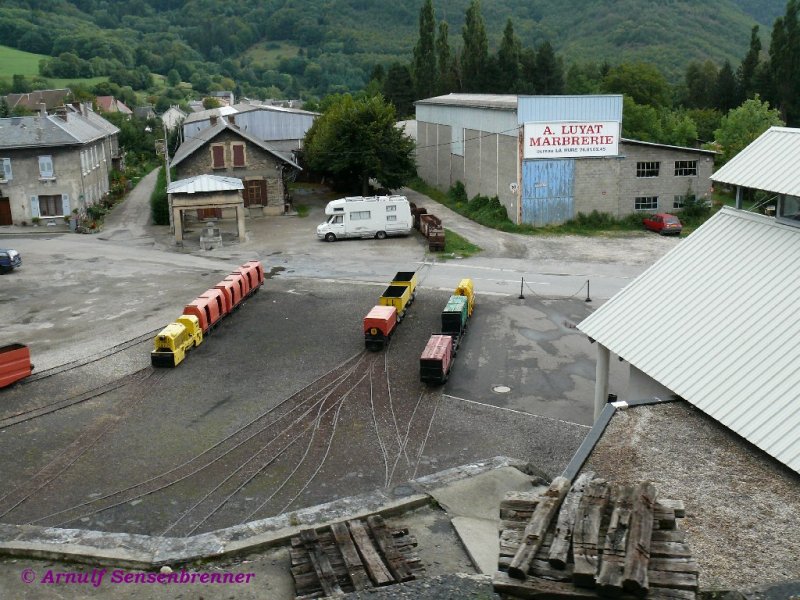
[215,278,241,312]
[0,343,34,388]
[183,294,223,333]
[419,334,454,385]
[238,261,264,292]
[363,305,398,351]
[227,272,250,300]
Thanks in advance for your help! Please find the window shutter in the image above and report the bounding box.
[212,145,225,169]
[62,194,71,215]
[30,196,40,218]
[1,158,11,180]
[39,155,54,177]
[232,144,245,167]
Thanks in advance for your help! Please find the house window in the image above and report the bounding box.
[38,194,63,216]
[673,195,685,209]
[211,144,225,169]
[39,155,54,178]
[635,196,658,211]
[1,158,11,181]
[636,161,659,178]
[674,160,697,176]
[232,143,246,167]
[350,210,371,221]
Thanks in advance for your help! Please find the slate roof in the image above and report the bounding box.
[4,89,71,111]
[0,111,113,149]
[171,120,301,170]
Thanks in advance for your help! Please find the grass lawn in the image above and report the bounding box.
[0,45,46,78]
[244,41,301,66]
[430,229,482,259]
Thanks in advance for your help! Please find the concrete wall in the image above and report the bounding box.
[175,129,286,215]
[0,140,111,224]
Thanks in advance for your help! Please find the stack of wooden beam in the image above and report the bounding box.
[494,473,698,599]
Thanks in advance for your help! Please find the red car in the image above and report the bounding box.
[643,213,683,235]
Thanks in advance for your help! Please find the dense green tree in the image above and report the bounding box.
[602,62,671,107]
[565,62,604,94]
[683,60,718,108]
[167,69,181,87]
[382,63,415,118]
[11,74,31,94]
[737,25,761,102]
[533,41,563,94]
[461,0,489,92]
[435,21,455,94]
[303,94,416,194]
[412,0,437,100]
[496,19,521,93]
[686,108,722,143]
[768,0,800,124]
[714,95,784,162]
[714,61,738,112]
[518,47,537,94]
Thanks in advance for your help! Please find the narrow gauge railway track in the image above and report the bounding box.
[22,330,159,384]
[0,369,151,429]
[28,351,368,528]
[0,370,166,520]
[162,353,379,537]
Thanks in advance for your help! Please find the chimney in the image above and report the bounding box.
[227,115,236,126]
[55,106,68,122]
[210,115,218,126]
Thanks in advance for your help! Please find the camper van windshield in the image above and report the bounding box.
[327,215,343,224]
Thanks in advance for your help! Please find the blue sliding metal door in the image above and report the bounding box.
[521,159,575,226]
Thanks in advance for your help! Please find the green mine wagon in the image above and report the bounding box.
[441,295,468,340]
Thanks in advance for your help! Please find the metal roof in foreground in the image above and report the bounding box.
[168,174,244,194]
[578,206,800,474]
[711,126,800,197]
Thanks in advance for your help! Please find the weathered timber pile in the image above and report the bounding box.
[493,474,698,599]
[410,202,445,251]
[290,515,424,598]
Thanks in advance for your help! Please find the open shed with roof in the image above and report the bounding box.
[167,174,245,245]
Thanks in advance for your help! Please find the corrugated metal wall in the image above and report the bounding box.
[517,95,623,124]
[521,159,575,226]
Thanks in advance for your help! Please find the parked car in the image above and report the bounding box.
[0,248,21,273]
[643,213,682,235]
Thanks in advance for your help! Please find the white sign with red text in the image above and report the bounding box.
[523,121,620,159]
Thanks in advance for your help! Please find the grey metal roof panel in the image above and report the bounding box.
[415,93,518,111]
[518,95,623,123]
[577,206,800,474]
[0,113,107,148]
[620,138,716,155]
[183,106,238,125]
[711,127,800,196]
[168,174,244,194]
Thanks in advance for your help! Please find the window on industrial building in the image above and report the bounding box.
[635,196,658,211]
[232,143,246,167]
[0,158,11,181]
[636,162,659,177]
[673,195,685,209]
[350,210,371,221]
[211,144,225,169]
[38,194,63,216]
[38,155,54,178]
[674,160,697,176]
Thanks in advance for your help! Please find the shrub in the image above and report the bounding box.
[150,166,170,225]
[448,181,468,204]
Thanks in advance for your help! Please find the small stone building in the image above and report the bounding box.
[171,119,301,217]
[167,174,245,245]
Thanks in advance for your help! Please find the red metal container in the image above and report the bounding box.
[419,334,453,384]
[238,260,265,292]
[363,305,398,351]
[227,272,250,301]
[183,295,223,333]
[214,280,236,313]
[0,343,33,388]
[199,288,227,321]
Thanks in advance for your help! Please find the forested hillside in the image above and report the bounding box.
[0,0,777,100]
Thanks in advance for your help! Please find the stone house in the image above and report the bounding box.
[170,119,301,217]
[0,105,120,226]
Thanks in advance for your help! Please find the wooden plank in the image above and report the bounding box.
[508,476,571,580]
[650,541,692,558]
[649,558,699,574]
[501,490,541,510]
[330,521,372,591]
[493,570,599,599]
[348,519,394,586]
[367,515,415,583]
[653,503,676,530]
[658,498,685,518]
[548,472,594,569]
[622,481,657,596]
[648,569,699,592]
[529,559,573,582]
[572,478,610,588]
[300,529,344,597]
[652,530,686,543]
[596,484,634,596]
[647,588,697,600]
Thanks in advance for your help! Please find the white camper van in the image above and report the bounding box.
[316,195,413,242]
